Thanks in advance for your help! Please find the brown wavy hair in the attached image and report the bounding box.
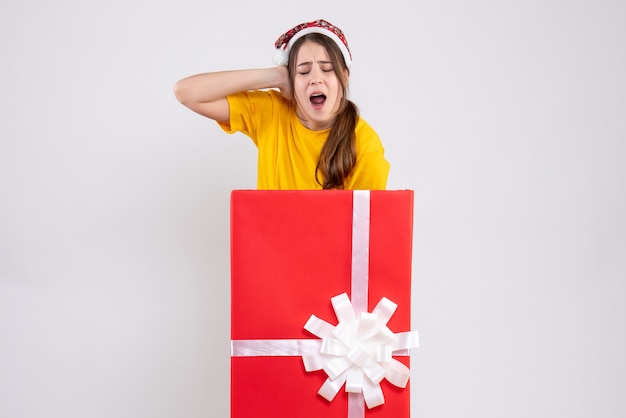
[288,33,358,190]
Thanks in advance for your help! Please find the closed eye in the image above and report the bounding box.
[296,62,333,75]
[297,63,312,75]
[298,69,332,75]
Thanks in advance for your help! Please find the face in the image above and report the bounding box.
[292,40,346,131]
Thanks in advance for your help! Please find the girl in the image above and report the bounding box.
[174,19,389,190]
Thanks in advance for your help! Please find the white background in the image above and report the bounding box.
[1,0,625,417]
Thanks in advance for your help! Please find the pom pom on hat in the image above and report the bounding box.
[273,47,290,66]
[273,19,352,67]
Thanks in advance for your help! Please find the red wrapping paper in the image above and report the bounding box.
[230,190,414,418]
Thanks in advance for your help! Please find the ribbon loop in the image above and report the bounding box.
[372,297,398,324]
[325,357,352,380]
[304,314,335,338]
[319,374,346,402]
[355,312,382,341]
[375,345,393,363]
[391,331,421,351]
[345,368,364,393]
[363,378,385,409]
[303,351,335,372]
[361,359,386,384]
[332,293,357,325]
[347,346,369,367]
[321,336,348,356]
[383,359,412,388]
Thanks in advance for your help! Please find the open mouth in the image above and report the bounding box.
[310,93,327,108]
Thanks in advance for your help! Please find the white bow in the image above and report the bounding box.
[302,292,420,409]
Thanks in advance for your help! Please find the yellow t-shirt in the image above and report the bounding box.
[218,90,389,190]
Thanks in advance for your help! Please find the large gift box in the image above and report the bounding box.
[230,190,418,418]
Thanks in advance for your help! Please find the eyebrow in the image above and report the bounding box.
[297,60,333,67]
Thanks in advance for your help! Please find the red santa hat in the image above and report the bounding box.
[273,19,352,68]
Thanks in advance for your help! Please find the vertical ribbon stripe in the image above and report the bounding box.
[351,190,370,316]
[350,190,371,418]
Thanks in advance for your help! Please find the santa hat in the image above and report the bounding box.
[273,19,352,68]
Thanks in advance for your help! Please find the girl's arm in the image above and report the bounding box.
[173,67,290,122]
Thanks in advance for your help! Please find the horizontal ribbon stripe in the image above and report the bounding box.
[231,339,321,357]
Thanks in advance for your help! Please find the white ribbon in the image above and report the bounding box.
[230,190,419,417]
[351,190,371,315]
[302,292,419,409]
[231,339,321,357]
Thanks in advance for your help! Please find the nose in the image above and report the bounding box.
[310,66,323,85]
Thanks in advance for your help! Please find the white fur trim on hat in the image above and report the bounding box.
[273,20,352,68]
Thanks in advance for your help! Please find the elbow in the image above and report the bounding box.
[173,80,188,105]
